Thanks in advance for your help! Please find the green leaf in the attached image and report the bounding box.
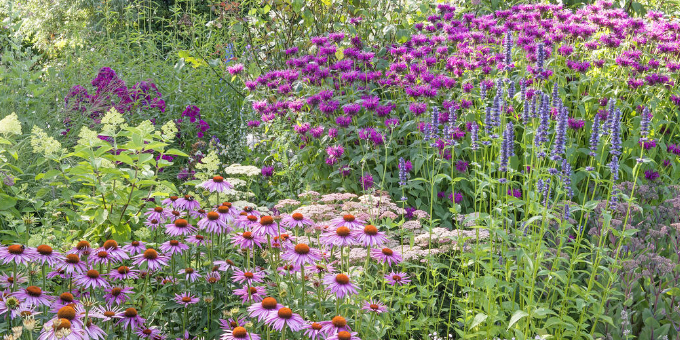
[0,194,17,210]
[165,149,188,157]
[508,310,529,329]
[470,313,487,329]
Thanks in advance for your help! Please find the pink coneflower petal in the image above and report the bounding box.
[385,272,411,286]
[281,243,322,267]
[174,292,199,307]
[264,306,305,331]
[370,247,402,266]
[247,297,283,322]
[199,176,233,193]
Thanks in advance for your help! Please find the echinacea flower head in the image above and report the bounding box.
[103,286,134,305]
[33,244,61,267]
[353,224,387,247]
[247,297,283,322]
[370,247,403,266]
[174,293,199,307]
[385,272,411,286]
[213,259,237,272]
[160,240,189,256]
[75,270,110,289]
[144,207,172,224]
[232,269,265,286]
[178,267,202,282]
[199,176,233,193]
[323,273,358,299]
[13,286,53,307]
[219,317,247,331]
[327,331,362,340]
[162,195,180,209]
[132,249,169,272]
[62,254,88,275]
[50,292,77,312]
[108,265,139,281]
[321,226,356,247]
[0,272,27,288]
[116,307,145,330]
[303,322,325,340]
[175,195,200,211]
[253,216,282,237]
[220,326,260,340]
[320,316,351,335]
[185,234,210,246]
[91,305,124,322]
[361,300,388,314]
[231,231,266,249]
[198,211,227,234]
[329,214,365,230]
[165,219,197,236]
[0,244,33,266]
[136,326,162,339]
[281,243,322,267]
[122,241,146,256]
[100,240,130,262]
[281,212,315,229]
[40,316,86,340]
[234,285,266,303]
[264,306,305,331]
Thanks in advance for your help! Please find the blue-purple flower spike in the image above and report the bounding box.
[640,106,651,141]
[470,122,479,151]
[610,108,622,155]
[588,114,601,157]
[499,122,514,171]
[398,157,408,186]
[551,105,568,161]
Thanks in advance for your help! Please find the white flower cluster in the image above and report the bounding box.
[223,163,260,177]
[0,113,22,136]
[30,126,62,157]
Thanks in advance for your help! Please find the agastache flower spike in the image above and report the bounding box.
[504,31,513,69]
[536,42,545,71]
[561,158,574,198]
[610,108,622,155]
[522,98,531,122]
[609,155,620,181]
[520,80,527,102]
[507,79,515,100]
[551,105,568,161]
[470,123,479,151]
[398,158,408,186]
[484,107,493,136]
[640,106,651,141]
[589,114,601,157]
[480,82,487,98]
[499,122,514,172]
[447,107,457,144]
[551,82,559,108]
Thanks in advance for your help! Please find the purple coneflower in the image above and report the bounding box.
[265,306,305,331]
[232,269,265,286]
[320,316,351,335]
[63,254,88,275]
[329,214,365,230]
[13,286,53,307]
[281,243,322,267]
[89,250,116,267]
[33,244,61,268]
[199,176,233,193]
[178,268,202,282]
[198,211,227,234]
[234,285,266,303]
[50,292,77,312]
[353,224,387,247]
[327,331,362,340]
[132,249,169,272]
[219,317,247,331]
[231,231,266,249]
[247,297,283,322]
[174,293,199,307]
[103,286,133,305]
[144,218,161,230]
[175,195,201,211]
[116,307,145,330]
[162,195,180,209]
[100,240,130,262]
[253,216,282,237]
[221,327,260,340]
[189,208,208,220]
[144,206,172,223]
[75,270,110,289]
[91,305,124,322]
[165,218,197,236]
[303,322,325,340]
[324,273,358,299]
[84,319,107,340]
[281,213,315,229]
[0,244,33,266]
[160,240,189,256]
[371,247,403,266]
[321,226,356,247]
[122,241,146,256]
[361,300,388,314]
[213,259,237,272]
[185,234,210,246]
[136,326,162,339]
[0,272,27,288]
[385,272,411,286]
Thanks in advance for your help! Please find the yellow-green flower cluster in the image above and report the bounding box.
[195,150,221,180]
[100,107,126,135]
[77,126,100,147]
[0,113,22,136]
[158,120,178,141]
[30,126,62,157]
